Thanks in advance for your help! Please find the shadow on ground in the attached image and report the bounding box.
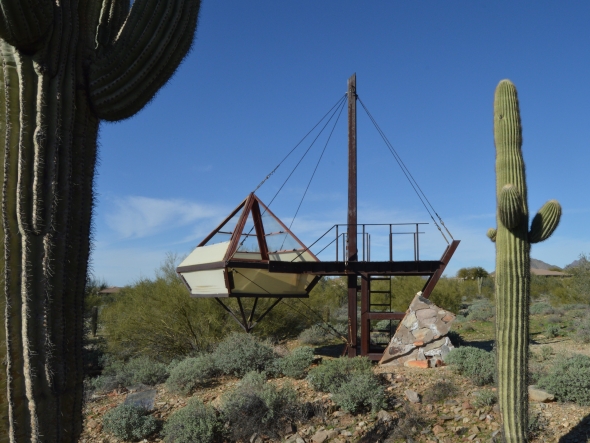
[463,339,495,352]
[313,343,346,357]
[558,412,590,443]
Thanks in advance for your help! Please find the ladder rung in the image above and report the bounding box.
[370,277,390,281]
[370,290,390,294]
[372,328,392,333]
[370,303,391,307]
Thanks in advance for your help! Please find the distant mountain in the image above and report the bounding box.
[530,258,560,271]
[565,256,589,270]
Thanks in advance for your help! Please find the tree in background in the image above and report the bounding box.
[0,2,200,440]
[456,267,489,280]
[101,254,232,362]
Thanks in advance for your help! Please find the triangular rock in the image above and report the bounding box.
[380,292,456,366]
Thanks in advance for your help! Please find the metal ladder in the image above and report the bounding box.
[368,276,393,350]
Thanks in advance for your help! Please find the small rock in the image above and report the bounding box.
[405,389,421,403]
[377,410,393,422]
[432,424,445,435]
[311,430,330,443]
[340,430,352,437]
[462,402,473,410]
[467,434,476,441]
[405,360,429,369]
[528,385,555,403]
[440,415,454,421]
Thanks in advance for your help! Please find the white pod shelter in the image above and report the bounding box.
[177,193,320,299]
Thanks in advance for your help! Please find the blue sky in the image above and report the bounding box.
[92,2,590,286]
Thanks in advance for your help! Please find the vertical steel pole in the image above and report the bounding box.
[347,73,358,357]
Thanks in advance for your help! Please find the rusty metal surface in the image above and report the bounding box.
[421,239,460,298]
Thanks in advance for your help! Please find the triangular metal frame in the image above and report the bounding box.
[184,192,321,332]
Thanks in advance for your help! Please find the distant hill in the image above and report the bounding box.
[530,258,560,271]
[565,256,589,270]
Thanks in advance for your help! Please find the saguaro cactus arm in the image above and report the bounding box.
[486,228,497,242]
[88,0,200,121]
[0,0,53,51]
[498,184,525,229]
[529,200,561,243]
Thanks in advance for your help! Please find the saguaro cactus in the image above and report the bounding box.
[0,1,200,441]
[488,80,561,442]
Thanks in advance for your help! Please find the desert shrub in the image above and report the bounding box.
[472,389,497,408]
[298,324,330,345]
[306,356,372,392]
[422,380,458,404]
[386,403,428,440]
[546,314,562,324]
[212,332,277,377]
[331,372,386,414]
[125,356,169,386]
[444,347,495,386]
[102,404,158,441]
[89,356,169,392]
[529,301,554,315]
[528,360,548,385]
[220,371,301,441]
[466,299,495,322]
[460,323,476,332]
[573,316,590,343]
[162,398,220,443]
[278,346,315,379]
[528,411,548,440]
[101,255,230,361]
[166,355,217,395]
[545,324,560,338]
[537,354,590,405]
[540,345,553,361]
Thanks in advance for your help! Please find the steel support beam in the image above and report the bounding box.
[347,73,358,357]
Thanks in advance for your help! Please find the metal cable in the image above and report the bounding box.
[357,96,453,243]
[253,94,347,193]
[281,98,347,248]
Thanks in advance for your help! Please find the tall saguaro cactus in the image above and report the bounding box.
[0,1,200,441]
[487,80,561,442]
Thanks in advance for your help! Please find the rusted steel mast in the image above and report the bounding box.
[347,74,358,356]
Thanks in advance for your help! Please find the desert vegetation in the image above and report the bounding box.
[81,254,590,442]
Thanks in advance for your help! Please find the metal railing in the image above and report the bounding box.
[300,223,427,263]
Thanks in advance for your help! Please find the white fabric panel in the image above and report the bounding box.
[183,269,228,296]
[179,241,230,267]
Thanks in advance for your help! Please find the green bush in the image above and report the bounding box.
[125,356,170,386]
[212,332,278,377]
[306,356,372,392]
[537,354,590,406]
[466,300,495,322]
[545,324,560,338]
[162,398,220,443]
[472,389,497,408]
[220,371,301,441]
[422,380,458,404]
[166,355,217,395]
[331,372,386,414]
[540,345,553,361]
[573,316,590,343]
[101,255,231,361]
[278,346,315,379]
[89,356,169,392]
[102,404,158,441]
[444,347,495,386]
[298,325,330,345]
[529,301,554,315]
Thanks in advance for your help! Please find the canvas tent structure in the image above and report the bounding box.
[177,193,321,331]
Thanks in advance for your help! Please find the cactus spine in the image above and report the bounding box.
[0,1,200,441]
[490,80,561,442]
